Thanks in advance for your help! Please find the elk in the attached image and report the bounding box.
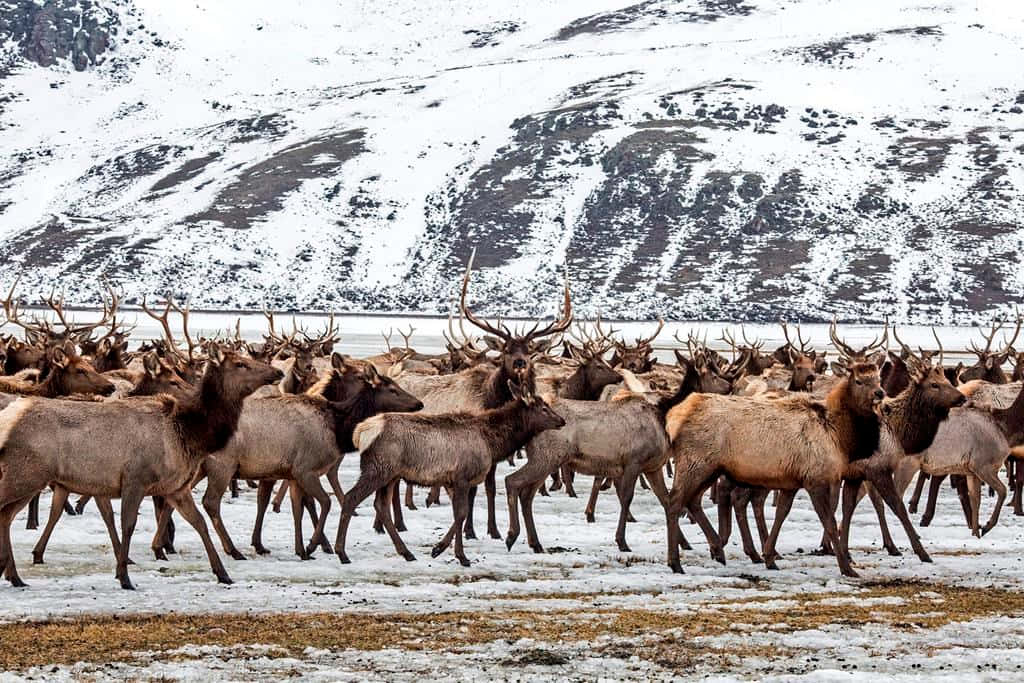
[959,316,1020,384]
[610,318,664,373]
[336,381,564,566]
[196,355,421,561]
[506,350,725,556]
[29,351,195,565]
[393,249,572,539]
[662,319,958,577]
[0,346,282,589]
[721,328,775,376]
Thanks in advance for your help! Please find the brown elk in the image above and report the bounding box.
[0,346,282,589]
[959,316,1020,384]
[610,318,664,373]
[506,350,727,556]
[337,381,564,566]
[663,318,959,577]
[195,355,422,561]
[721,328,775,376]
[394,249,572,539]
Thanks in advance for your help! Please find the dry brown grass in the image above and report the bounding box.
[2,580,1022,672]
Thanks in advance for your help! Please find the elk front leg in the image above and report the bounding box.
[868,470,931,563]
[117,488,145,589]
[375,481,414,561]
[166,487,232,585]
[251,480,274,554]
[762,490,796,570]
[908,472,928,514]
[25,492,39,530]
[31,485,70,564]
[920,474,946,526]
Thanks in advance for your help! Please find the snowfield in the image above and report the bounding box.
[3,448,1024,680]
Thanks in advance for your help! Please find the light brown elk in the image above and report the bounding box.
[0,346,282,589]
[610,318,664,373]
[337,381,565,566]
[959,316,1020,384]
[197,355,422,561]
[394,249,572,539]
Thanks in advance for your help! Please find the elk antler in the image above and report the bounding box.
[399,325,415,351]
[968,320,1004,357]
[633,317,665,348]
[141,295,183,362]
[168,298,197,363]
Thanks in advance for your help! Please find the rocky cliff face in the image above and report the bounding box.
[0,1,1022,322]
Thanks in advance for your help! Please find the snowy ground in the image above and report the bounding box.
[3,453,1024,680]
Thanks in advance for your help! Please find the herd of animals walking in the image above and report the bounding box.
[0,256,1022,590]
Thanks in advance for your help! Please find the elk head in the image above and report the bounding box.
[206,344,284,399]
[828,318,888,377]
[508,379,566,433]
[610,318,664,374]
[722,327,774,375]
[960,315,1020,384]
[460,249,572,388]
[47,342,116,397]
[781,322,817,392]
[130,352,192,399]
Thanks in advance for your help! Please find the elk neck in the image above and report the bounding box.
[825,378,880,463]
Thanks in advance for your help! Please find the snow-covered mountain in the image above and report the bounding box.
[1,0,1022,322]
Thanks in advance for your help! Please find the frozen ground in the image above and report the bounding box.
[2,452,1024,680]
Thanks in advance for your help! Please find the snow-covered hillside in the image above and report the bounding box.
[1,0,1022,323]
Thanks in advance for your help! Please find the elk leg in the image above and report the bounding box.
[762,490,796,570]
[751,488,769,548]
[297,472,333,556]
[687,488,725,565]
[867,470,932,563]
[151,497,173,561]
[505,458,551,551]
[117,488,145,590]
[32,484,70,564]
[716,477,734,547]
[391,480,406,533]
[949,475,971,526]
[867,483,901,556]
[288,481,311,560]
[549,468,562,492]
[908,472,928,514]
[404,480,416,511]
[920,474,946,526]
[251,480,274,554]
[807,484,857,578]
[272,479,288,513]
[978,466,1007,536]
[326,461,349,511]
[425,485,441,508]
[966,475,982,538]
[74,494,91,515]
[562,465,577,498]
[638,473,649,491]
[664,469,720,574]
[60,489,76,516]
[201,463,245,561]
[434,487,470,567]
[731,486,763,564]
[374,482,414,561]
[2,495,36,587]
[519,483,544,554]
[484,463,500,540]
[336,470,390,564]
[166,487,232,585]
[645,466,690,551]
[463,485,478,540]
[839,478,862,562]
[94,497,127,564]
[585,476,602,523]
[614,469,640,552]
[537,478,548,497]
[159,496,176,554]
[812,483,839,556]
[25,493,39,530]
[1014,458,1024,515]
[665,459,673,478]
[230,476,240,499]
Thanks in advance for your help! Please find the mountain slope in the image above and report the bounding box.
[1,0,1023,322]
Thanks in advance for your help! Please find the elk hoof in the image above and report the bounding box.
[679,539,692,551]
[765,559,779,571]
[430,545,445,558]
[218,575,234,585]
[229,550,246,561]
[373,524,385,535]
[908,503,918,514]
[119,577,135,590]
[505,535,516,551]
[530,544,544,554]
[304,543,319,557]
[272,504,282,514]
[337,552,351,564]
[919,517,932,527]
[31,553,43,565]
[886,546,902,557]
[538,488,549,497]
[840,567,860,579]
[320,542,333,554]
[617,543,632,553]
[668,561,684,574]
[810,546,834,557]
[982,525,995,537]
[746,552,764,564]
[626,513,637,523]
[401,550,416,562]
[918,551,933,563]
[254,545,270,556]
[406,503,417,511]
[712,548,727,566]
[566,490,578,499]
[153,549,168,562]
[396,523,408,533]
[488,528,501,540]
[585,513,595,524]
[163,544,177,555]
[463,528,477,541]
[457,556,471,567]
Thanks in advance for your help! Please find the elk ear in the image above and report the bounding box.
[143,352,160,377]
[483,336,503,352]
[208,345,225,366]
[363,363,383,385]
[331,352,346,370]
[386,362,403,379]
[531,339,552,353]
[51,346,70,368]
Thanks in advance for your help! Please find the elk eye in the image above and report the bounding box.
[855,380,862,385]
[931,382,939,389]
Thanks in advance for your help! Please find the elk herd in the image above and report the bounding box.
[0,261,1021,590]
